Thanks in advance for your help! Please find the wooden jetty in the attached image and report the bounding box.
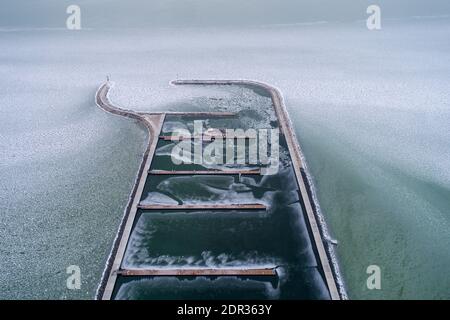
[137,203,266,210]
[148,169,261,175]
[117,268,277,276]
[142,111,236,117]
[159,134,255,141]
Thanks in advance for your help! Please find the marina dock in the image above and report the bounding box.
[95,79,343,300]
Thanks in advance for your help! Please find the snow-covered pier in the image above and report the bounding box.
[95,79,343,300]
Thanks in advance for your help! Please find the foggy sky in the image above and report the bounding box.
[1,0,450,28]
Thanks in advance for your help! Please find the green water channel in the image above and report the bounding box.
[111,111,333,299]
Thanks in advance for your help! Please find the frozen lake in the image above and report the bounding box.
[0,17,449,299]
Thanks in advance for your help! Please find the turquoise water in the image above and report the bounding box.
[1,18,449,299]
[114,205,329,299]
[110,106,332,299]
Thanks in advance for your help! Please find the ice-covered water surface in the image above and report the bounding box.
[0,41,149,298]
[1,18,449,299]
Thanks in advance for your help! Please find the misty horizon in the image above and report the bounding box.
[1,0,450,28]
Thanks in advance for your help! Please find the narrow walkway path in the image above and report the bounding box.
[118,268,277,276]
[96,81,165,300]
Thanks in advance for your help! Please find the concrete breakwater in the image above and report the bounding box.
[95,79,346,300]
